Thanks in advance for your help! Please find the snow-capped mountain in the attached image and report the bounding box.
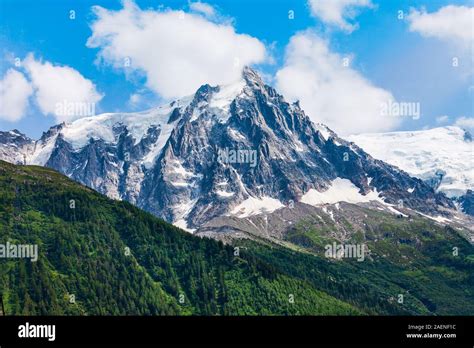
[349,127,473,214]
[0,129,35,164]
[0,67,456,231]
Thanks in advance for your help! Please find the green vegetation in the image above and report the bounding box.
[0,161,359,315]
[256,207,474,315]
[0,161,472,315]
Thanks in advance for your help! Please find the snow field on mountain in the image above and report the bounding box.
[349,126,473,197]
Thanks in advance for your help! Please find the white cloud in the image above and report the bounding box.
[407,5,474,49]
[0,69,33,122]
[454,116,474,130]
[127,90,154,110]
[275,31,399,135]
[436,115,449,124]
[23,54,103,122]
[128,93,143,106]
[189,1,216,18]
[86,0,267,99]
[308,0,374,32]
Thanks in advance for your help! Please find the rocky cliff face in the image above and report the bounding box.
[458,190,474,216]
[0,67,456,230]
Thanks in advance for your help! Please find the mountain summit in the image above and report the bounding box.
[0,67,456,231]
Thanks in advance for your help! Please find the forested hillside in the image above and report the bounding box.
[0,161,472,315]
[0,161,360,315]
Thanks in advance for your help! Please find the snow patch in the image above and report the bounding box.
[227,128,246,141]
[301,178,382,206]
[315,123,332,141]
[230,196,284,218]
[216,190,235,198]
[172,197,198,233]
[29,135,59,166]
[208,78,246,123]
[386,206,408,217]
[174,219,196,233]
[418,213,452,223]
[166,160,199,188]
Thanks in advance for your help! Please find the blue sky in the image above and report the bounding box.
[0,0,472,138]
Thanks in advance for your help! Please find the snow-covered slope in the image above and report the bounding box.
[21,97,192,167]
[349,127,473,198]
[0,130,34,164]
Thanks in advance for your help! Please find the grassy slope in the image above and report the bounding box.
[244,206,474,315]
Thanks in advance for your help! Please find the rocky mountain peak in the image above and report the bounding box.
[242,66,264,87]
[0,69,461,231]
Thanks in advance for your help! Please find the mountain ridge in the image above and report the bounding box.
[0,67,461,231]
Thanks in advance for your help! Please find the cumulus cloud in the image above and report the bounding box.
[128,93,143,107]
[0,69,33,122]
[275,31,399,135]
[454,116,474,130]
[86,0,267,99]
[127,90,154,110]
[189,1,216,18]
[23,54,103,122]
[407,5,474,49]
[308,0,374,32]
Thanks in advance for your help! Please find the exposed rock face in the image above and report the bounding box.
[458,190,474,216]
[0,67,456,230]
